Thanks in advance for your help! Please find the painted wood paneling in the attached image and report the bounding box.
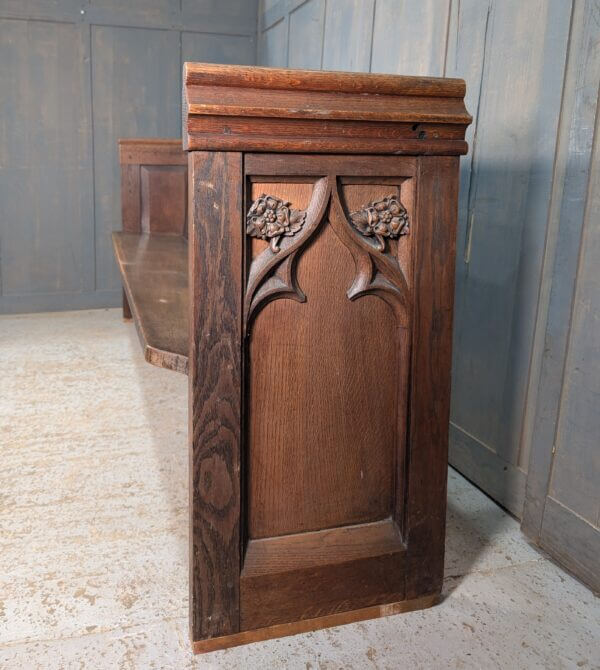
[371,0,450,76]
[182,32,255,67]
[521,0,600,592]
[321,0,374,72]
[289,0,325,70]
[550,144,600,526]
[0,1,257,314]
[181,0,258,35]
[0,19,94,297]
[260,17,288,67]
[92,26,181,293]
[448,0,571,514]
[523,0,600,536]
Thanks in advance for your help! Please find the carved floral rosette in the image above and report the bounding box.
[246,194,307,253]
[349,195,409,251]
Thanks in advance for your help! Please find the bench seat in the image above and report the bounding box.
[113,231,188,374]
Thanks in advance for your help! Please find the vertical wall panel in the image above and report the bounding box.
[288,0,325,69]
[182,32,255,66]
[0,19,94,297]
[91,26,181,292]
[0,1,258,313]
[321,0,374,72]
[447,0,571,514]
[521,0,600,589]
[541,104,600,590]
[182,0,258,34]
[371,0,450,76]
[551,178,600,525]
[261,17,288,67]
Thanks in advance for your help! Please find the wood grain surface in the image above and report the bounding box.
[188,151,243,642]
[112,232,188,374]
[140,165,187,235]
[240,518,406,629]
[184,62,466,97]
[184,63,470,153]
[404,156,459,598]
[247,186,398,538]
[193,594,438,653]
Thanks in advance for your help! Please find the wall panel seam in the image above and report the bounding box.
[519,0,577,489]
[546,81,600,494]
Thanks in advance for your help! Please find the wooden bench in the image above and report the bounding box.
[113,139,188,374]
[114,63,470,653]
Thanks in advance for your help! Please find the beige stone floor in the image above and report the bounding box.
[0,308,598,670]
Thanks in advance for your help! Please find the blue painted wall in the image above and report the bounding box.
[0,0,258,314]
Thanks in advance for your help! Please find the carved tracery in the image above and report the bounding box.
[244,179,411,332]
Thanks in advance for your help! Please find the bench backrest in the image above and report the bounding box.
[119,139,187,236]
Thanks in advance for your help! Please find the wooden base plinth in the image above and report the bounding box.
[192,593,439,654]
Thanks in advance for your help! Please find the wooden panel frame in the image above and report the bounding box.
[188,151,243,641]
[118,138,186,317]
[186,152,458,642]
[405,155,459,598]
[241,154,458,629]
[184,63,471,154]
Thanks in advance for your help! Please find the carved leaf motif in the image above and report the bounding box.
[246,193,307,253]
[244,179,331,333]
[330,183,411,326]
[349,195,409,252]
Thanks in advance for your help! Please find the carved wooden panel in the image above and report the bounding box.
[244,170,414,540]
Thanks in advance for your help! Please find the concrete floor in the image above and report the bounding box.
[0,309,598,670]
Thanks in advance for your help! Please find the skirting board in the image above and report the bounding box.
[192,593,439,654]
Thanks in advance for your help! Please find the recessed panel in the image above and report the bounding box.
[140,165,187,235]
[246,180,408,539]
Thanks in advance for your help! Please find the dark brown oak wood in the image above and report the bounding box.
[119,138,187,165]
[112,232,188,374]
[188,151,243,642]
[240,519,406,629]
[404,156,460,598]
[192,594,438,654]
[116,138,188,323]
[247,211,399,538]
[113,64,469,653]
[244,153,418,177]
[184,63,470,154]
[185,62,467,97]
[237,156,420,631]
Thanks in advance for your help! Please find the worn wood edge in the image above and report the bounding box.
[184,62,466,98]
[119,138,186,165]
[192,594,439,654]
[112,233,189,376]
[145,345,188,375]
[118,138,182,147]
[241,518,404,577]
[185,135,469,156]
[186,101,471,126]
